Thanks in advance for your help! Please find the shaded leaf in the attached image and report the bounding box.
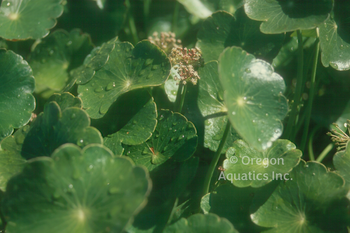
[251,160,349,233]
[197,9,284,63]
[47,92,82,110]
[0,49,35,141]
[21,102,102,159]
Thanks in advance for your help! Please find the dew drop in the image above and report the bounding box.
[94,86,104,93]
[145,58,153,66]
[77,139,84,147]
[49,50,54,55]
[245,68,251,73]
[216,27,219,30]
[70,113,76,119]
[258,103,263,109]
[312,173,315,176]
[258,138,261,142]
[340,44,344,49]
[265,113,269,117]
[252,120,256,123]
[15,134,25,145]
[159,115,164,121]
[68,184,73,189]
[6,2,10,6]
[139,69,146,76]
[304,164,309,168]
[99,103,109,115]
[232,111,236,115]
[66,41,72,46]
[163,145,169,151]
[152,64,159,70]
[171,90,177,95]
[106,82,116,91]
[147,73,153,79]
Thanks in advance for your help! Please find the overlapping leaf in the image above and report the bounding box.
[218,47,288,151]
[76,40,171,118]
[251,161,349,233]
[28,29,94,95]
[197,61,239,151]
[223,139,301,187]
[319,0,350,71]
[125,110,198,171]
[197,9,284,63]
[0,49,35,141]
[244,0,333,34]
[48,92,82,111]
[2,144,151,233]
[333,141,350,187]
[21,102,102,159]
[0,0,64,40]
[0,126,28,191]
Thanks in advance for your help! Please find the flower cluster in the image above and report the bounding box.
[148,32,181,54]
[327,121,350,151]
[169,47,202,85]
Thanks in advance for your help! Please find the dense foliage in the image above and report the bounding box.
[1,0,350,232]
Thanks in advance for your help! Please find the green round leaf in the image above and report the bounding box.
[47,92,82,110]
[125,110,198,171]
[163,213,238,233]
[0,49,35,141]
[223,139,301,187]
[28,29,94,94]
[218,47,288,151]
[0,0,64,40]
[333,141,350,187]
[77,40,171,119]
[197,61,239,151]
[0,126,29,191]
[2,144,151,233]
[244,0,333,34]
[319,1,350,71]
[251,160,349,233]
[197,9,284,62]
[164,67,180,103]
[21,102,102,159]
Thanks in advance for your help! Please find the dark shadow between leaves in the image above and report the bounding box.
[277,0,332,18]
[333,1,350,44]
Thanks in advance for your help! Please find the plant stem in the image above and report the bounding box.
[174,82,187,113]
[307,125,321,161]
[172,1,180,33]
[300,36,320,152]
[316,143,334,163]
[284,30,304,139]
[203,120,230,195]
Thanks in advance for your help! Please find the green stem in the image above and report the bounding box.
[316,143,334,163]
[203,120,231,195]
[172,1,180,33]
[174,83,187,113]
[284,30,304,139]
[300,36,320,152]
[307,125,321,161]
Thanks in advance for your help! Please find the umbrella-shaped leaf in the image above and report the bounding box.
[0,0,64,40]
[197,9,284,63]
[104,98,157,147]
[21,102,102,159]
[0,126,28,191]
[0,49,35,141]
[197,61,239,151]
[47,92,82,110]
[218,47,288,151]
[2,144,151,233]
[77,40,171,119]
[251,160,349,233]
[28,29,94,94]
[244,0,333,34]
[163,213,238,233]
[319,1,350,71]
[125,110,198,171]
[223,139,301,187]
